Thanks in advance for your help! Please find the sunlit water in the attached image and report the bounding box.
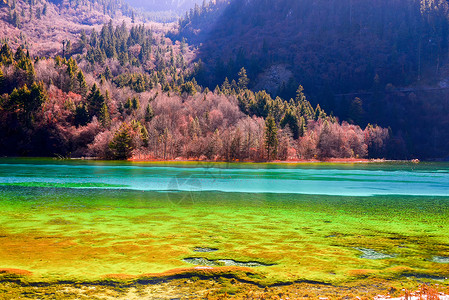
[0,158,448,283]
[1,159,448,196]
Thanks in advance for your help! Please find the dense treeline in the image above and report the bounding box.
[0,32,389,160]
[81,21,191,93]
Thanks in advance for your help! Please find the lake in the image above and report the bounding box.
[0,158,448,285]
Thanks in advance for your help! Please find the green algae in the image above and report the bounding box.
[0,159,448,287]
[0,182,128,188]
[0,186,448,285]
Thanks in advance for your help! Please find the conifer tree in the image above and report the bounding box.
[131,96,140,110]
[280,108,300,139]
[0,68,5,93]
[74,103,89,126]
[86,84,105,118]
[103,66,112,80]
[237,67,249,90]
[99,102,110,127]
[77,70,87,96]
[264,115,278,160]
[145,103,154,122]
[109,123,134,159]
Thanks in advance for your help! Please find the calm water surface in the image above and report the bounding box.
[0,159,448,196]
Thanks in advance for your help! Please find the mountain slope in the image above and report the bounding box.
[175,0,449,159]
[124,0,202,12]
[0,0,134,56]
[180,0,448,94]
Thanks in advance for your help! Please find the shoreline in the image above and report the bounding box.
[73,157,424,165]
[1,268,447,300]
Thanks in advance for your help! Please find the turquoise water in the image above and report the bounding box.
[0,159,448,196]
[0,158,448,283]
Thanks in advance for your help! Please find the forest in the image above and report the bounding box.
[0,19,389,160]
[174,0,449,159]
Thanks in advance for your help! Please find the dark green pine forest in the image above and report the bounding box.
[0,0,448,160]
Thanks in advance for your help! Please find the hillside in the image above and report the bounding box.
[0,0,390,160]
[174,0,449,159]
[0,0,136,56]
[124,0,202,13]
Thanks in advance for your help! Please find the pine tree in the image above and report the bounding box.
[0,68,5,94]
[280,108,300,139]
[77,70,87,96]
[74,103,89,126]
[12,10,20,27]
[221,77,231,94]
[86,84,105,118]
[145,103,154,122]
[131,96,140,110]
[66,59,76,92]
[237,67,249,90]
[264,115,278,160]
[109,123,134,159]
[103,66,112,80]
[99,102,110,127]
[298,116,306,138]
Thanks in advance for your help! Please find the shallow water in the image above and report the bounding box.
[0,158,448,283]
[1,158,449,196]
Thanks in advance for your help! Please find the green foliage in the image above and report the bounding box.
[77,70,87,96]
[7,82,47,125]
[109,122,134,159]
[131,96,140,110]
[180,81,197,96]
[280,108,300,139]
[86,84,106,118]
[0,68,4,94]
[74,103,89,127]
[0,44,14,65]
[99,102,110,127]
[144,103,154,122]
[66,58,78,92]
[103,66,112,80]
[237,67,249,90]
[113,73,150,92]
[264,115,278,160]
[181,0,449,107]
